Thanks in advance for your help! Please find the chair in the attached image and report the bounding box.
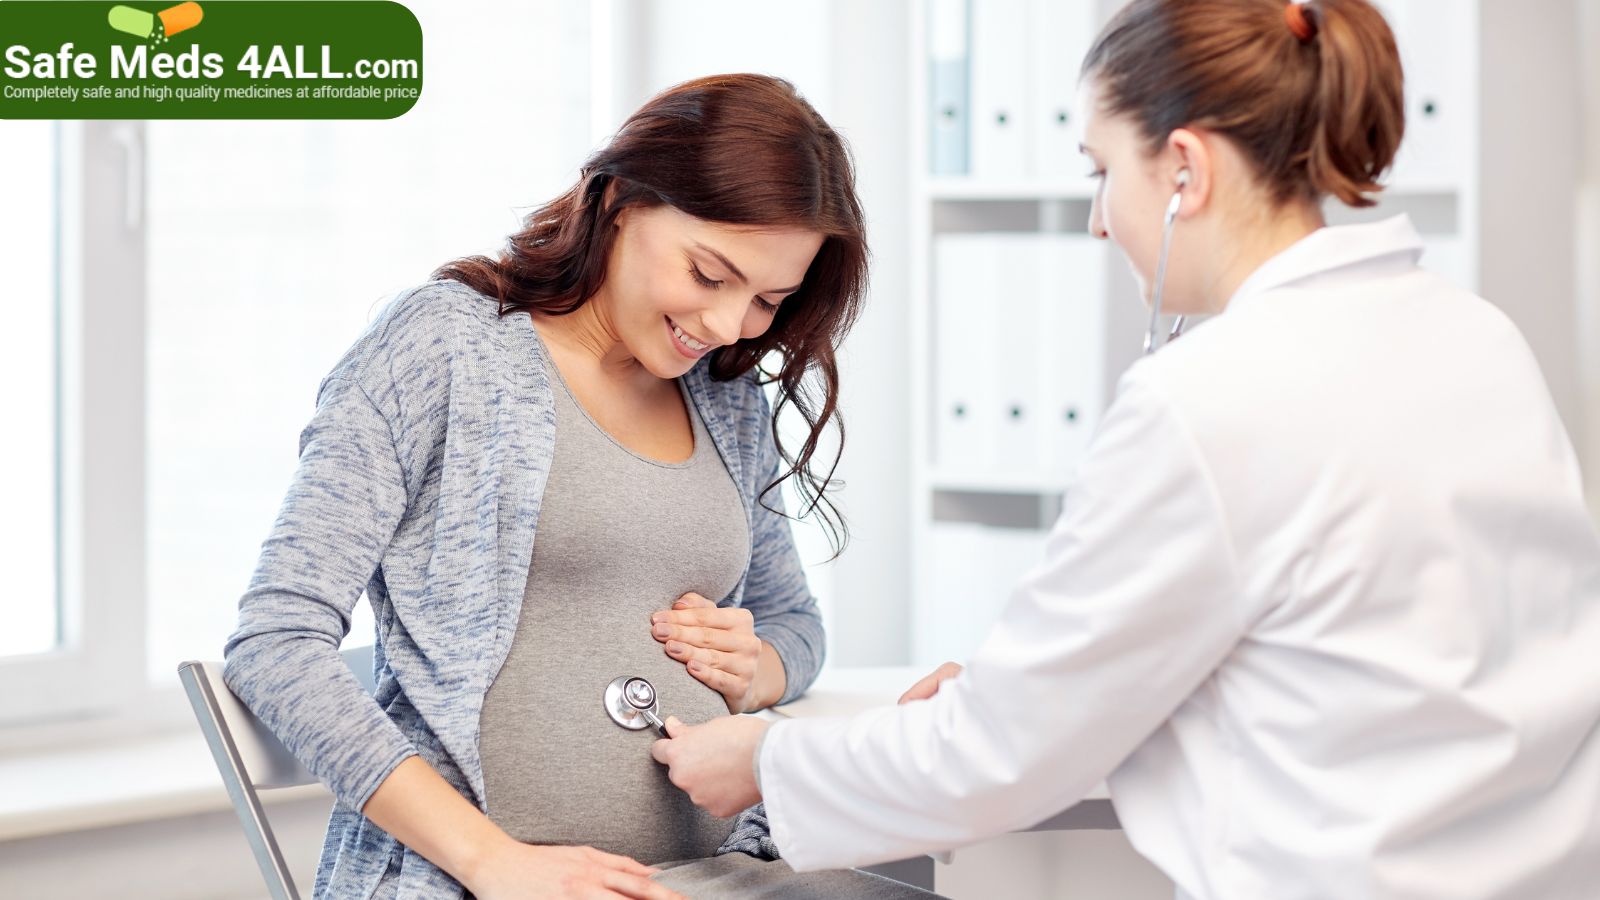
[177,645,373,900]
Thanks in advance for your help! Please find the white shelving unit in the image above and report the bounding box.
[909,0,1120,666]
[906,0,1485,667]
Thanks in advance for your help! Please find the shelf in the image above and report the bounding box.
[920,177,1099,201]
[928,470,1072,495]
[918,176,1462,203]
[1377,180,1464,197]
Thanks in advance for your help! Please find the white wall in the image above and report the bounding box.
[1479,0,1588,487]
[1578,0,1600,519]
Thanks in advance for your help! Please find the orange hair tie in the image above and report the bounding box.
[1284,2,1316,42]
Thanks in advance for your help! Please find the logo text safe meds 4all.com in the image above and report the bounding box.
[0,1,424,118]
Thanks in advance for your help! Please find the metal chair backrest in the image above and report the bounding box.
[177,644,375,900]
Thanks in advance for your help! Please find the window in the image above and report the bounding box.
[0,123,61,661]
[144,1,591,683]
[1,1,592,726]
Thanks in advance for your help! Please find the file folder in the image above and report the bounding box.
[1028,0,1097,179]
[1037,234,1108,476]
[933,234,1003,472]
[969,0,1032,178]
[928,0,971,175]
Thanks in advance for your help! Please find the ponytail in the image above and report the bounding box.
[1303,0,1406,207]
[1082,0,1406,209]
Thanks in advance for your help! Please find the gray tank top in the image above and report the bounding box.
[478,345,752,864]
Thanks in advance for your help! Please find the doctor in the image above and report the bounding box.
[651,0,1600,896]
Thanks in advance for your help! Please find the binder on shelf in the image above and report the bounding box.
[1028,0,1097,179]
[968,0,1032,179]
[992,237,1045,471]
[916,522,1049,666]
[933,234,1002,473]
[1037,234,1108,477]
[935,233,1109,483]
[918,521,989,664]
[927,0,970,176]
[1373,0,1471,188]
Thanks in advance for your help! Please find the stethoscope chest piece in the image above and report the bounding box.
[605,675,668,736]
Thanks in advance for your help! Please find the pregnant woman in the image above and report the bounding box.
[223,74,929,899]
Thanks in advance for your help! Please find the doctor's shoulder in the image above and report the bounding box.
[1360,262,1554,389]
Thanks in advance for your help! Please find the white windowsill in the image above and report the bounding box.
[0,729,329,843]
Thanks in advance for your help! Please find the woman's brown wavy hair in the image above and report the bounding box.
[433,73,868,556]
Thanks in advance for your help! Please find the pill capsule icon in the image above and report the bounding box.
[107,5,154,38]
[107,3,204,40]
[159,2,204,37]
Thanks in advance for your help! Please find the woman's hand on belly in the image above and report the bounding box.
[651,592,786,714]
[470,842,686,900]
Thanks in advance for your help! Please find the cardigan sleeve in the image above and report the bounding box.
[739,377,828,705]
[222,373,418,813]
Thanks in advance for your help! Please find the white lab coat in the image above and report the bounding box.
[758,216,1600,899]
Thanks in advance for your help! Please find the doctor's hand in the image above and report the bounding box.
[897,661,964,704]
[651,714,769,819]
[652,592,784,714]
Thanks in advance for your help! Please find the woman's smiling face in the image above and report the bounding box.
[599,202,824,378]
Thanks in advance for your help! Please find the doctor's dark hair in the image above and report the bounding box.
[1081,0,1405,208]
[433,73,867,556]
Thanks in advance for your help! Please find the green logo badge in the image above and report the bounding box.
[1,1,423,119]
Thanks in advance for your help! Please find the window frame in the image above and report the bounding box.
[0,122,151,727]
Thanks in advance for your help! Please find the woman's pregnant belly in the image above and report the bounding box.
[478,569,739,864]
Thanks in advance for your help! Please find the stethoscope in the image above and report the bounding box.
[605,675,669,737]
[1144,168,1190,355]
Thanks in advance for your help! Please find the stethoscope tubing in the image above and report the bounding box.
[1145,187,1188,354]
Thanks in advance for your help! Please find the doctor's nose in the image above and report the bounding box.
[1087,199,1109,241]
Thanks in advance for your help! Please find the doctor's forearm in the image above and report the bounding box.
[757,678,1092,871]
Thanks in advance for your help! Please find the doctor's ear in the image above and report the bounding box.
[1164,127,1212,217]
